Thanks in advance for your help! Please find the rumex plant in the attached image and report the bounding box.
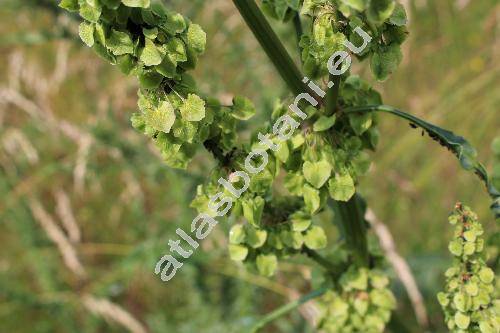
[59,0,499,331]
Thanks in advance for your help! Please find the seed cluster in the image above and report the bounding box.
[300,0,408,81]
[318,267,397,333]
[60,0,258,169]
[437,203,499,332]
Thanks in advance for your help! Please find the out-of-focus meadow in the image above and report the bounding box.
[0,1,498,332]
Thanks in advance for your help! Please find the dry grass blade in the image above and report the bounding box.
[365,209,429,330]
[29,199,87,278]
[54,189,81,243]
[81,294,148,333]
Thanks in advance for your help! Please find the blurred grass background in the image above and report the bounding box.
[0,0,498,332]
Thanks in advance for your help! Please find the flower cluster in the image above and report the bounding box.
[437,203,499,332]
[318,266,397,333]
[60,0,257,169]
[300,0,408,81]
[227,207,329,277]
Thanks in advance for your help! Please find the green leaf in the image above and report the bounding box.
[340,0,366,11]
[275,141,289,163]
[172,119,198,143]
[353,298,368,315]
[164,13,187,35]
[448,240,463,256]
[463,241,475,255]
[231,96,256,120]
[367,0,396,25]
[479,321,495,333]
[94,23,106,45]
[342,105,500,218]
[256,254,278,277]
[78,22,95,47]
[156,55,177,78]
[92,43,116,64]
[328,173,355,202]
[59,0,79,12]
[140,39,163,66]
[284,172,304,196]
[364,315,385,331]
[453,293,467,312]
[437,292,449,307]
[117,55,136,75]
[143,27,158,39]
[344,268,369,290]
[290,211,311,232]
[187,24,207,54]
[370,270,390,289]
[179,94,206,122]
[107,29,134,55]
[454,312,470,330]
[144,100,176,133]
[389,4,407,26]
[463,230,477,242]
[246,227,268,248]
[121,0,150,8]
[166,38,187,62]
[138,70,163,89]
[370,43,402,81]
[330,297,349,316]
[313,115,336,132]
[229,225,246,244]
[79,2,102,23]
[349,113,372,135]
[304,226,327,250]
[313,14,330,46]
[281,230,304,249]
[303,184,321,214]
[370,289,396,309]
[303,160,332,189]
[464,282,479,296]
[229,244,248,261]
[242,196,265,227]
[478,267,494,284]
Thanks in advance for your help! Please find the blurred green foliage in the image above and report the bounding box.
[0,0,498,332]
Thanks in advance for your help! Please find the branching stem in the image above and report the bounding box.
[231,0,310,97]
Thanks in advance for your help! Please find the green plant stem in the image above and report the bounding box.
[249,286,328,333]
[317,16,367,267]
[331,195,369,267]
[325,72,341,115]
[302,248,334,271]
[232,0,310,97]
[293,12,303,59]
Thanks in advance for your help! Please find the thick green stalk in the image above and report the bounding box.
[320,15,367,266]
[324,73,340,115]
[292,12,303,59]
[232,0,310,96]
[331,195,369,267]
